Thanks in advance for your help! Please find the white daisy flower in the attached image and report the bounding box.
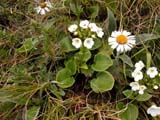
[35,1,52,15]
[135,61,145,71]
[68,24,78,33]
[138,85,146,95]
[129,81,140,91]
[79,20,89,29]
[72,38,82,48]
[147,105,160,117]
[89,23,98,32]
[108,30,136,53]
[96,27,104,38]
[147,67,158,78]
[132,70,143,81]
[153,85,158,90]
[83,38,94,49]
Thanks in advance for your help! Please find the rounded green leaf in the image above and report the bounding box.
[136,93,152,101]
[91,53,113,71]
[60,37,77,52]
[123,89,134,99]
[75,48,91,62]
[90,71,114,93]
[120,103,138,120]
[56,68,75,88]
[65,59,77,75]
[90,38,101,50]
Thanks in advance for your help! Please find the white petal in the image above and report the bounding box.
[40,9,46,15]
[116,45,124,53]
[128,39,136,44]
[84,38,94,49]
[46,1,53,8]
[108,37,116,43]
[124,44,131,52]
[79,20,89,29]
[139,90,144,94]
[36,7,41,14]
[128,35,136,39]
[111,42,118,49]
[111,31,121,37]
[147,105,160,117]
[122,30,131,36]
[72,38,82,48]
[45,7,50,12]
[89,23,98,32]
[135,61,144,71]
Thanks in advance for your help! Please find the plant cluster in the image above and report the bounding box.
[0,0,160,120]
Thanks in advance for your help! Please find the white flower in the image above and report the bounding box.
[96,27,104,38]
[108,30,136,53]
[72,38,82,48]
[129,82,140,91]
[147,67,158,78]
[89,23,98,32]
[132,70,143,81]
[83,38,94,49]
[79,20,89,29]
[147,105,160,117]
[35,1,52,15]
[138,85,146,94]
[68,24,78,33]
[135,61,145,71]
[153,85,158,90]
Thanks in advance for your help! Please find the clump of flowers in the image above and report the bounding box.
[35,0,53,15]
[129,61,159,95]
[108,30,136,53]
[68,20,104,49]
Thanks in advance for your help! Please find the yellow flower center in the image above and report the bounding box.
[116,35,128,44]
[40,2,46,8]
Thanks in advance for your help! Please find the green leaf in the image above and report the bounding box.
[106,8,116,34]
[56,68,75,88]
[75,48,91,62]
[79,63,88,69]
[105,0,116,12]
[136,93,152,101]
[65,58,77,75]
[123,90,134,99]
[146,51,151,69]
[26,106,40,120]
[91,53,113,71]
[60,37,77,52]
[16,38,38,53]
[136,34,160,45]
[42,20,54,31]
[120,103,138,120]
[119,54,133,67]
[90,38,102,50]
[70,3,83,16]
[90,71,114,93]
[89,5,99,18]
[0,102,15,113]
